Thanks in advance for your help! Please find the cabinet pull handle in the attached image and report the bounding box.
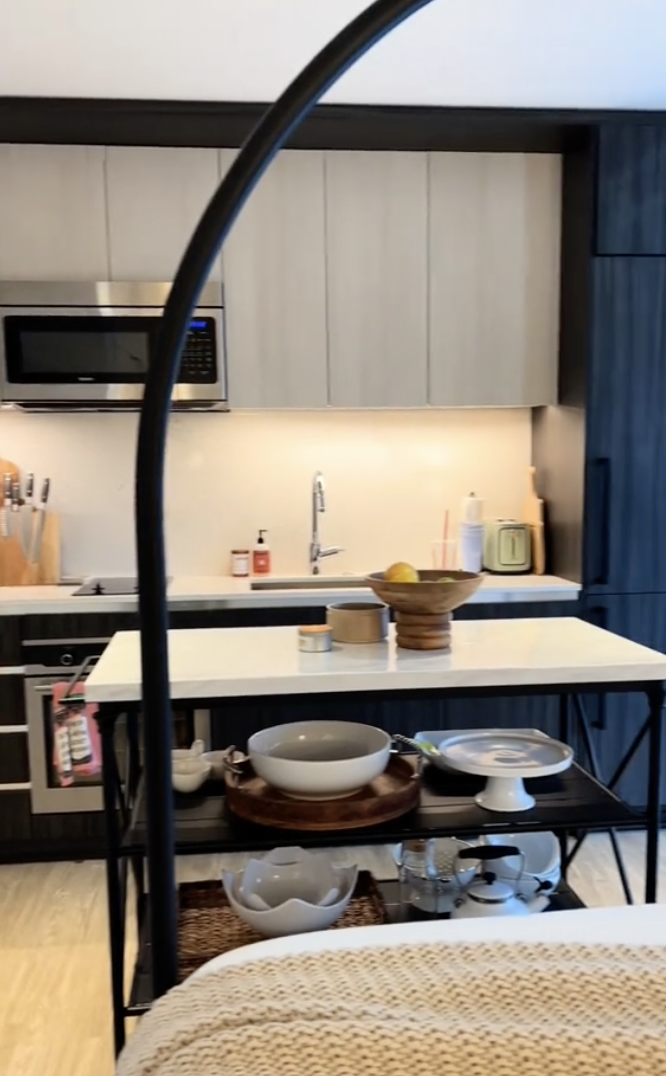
[591,458,611,586]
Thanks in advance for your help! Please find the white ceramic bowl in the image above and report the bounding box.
[247,720,391,800]
[172,756,211,793]
[223,848,358,938]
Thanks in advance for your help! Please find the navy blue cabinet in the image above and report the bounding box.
[584,258,666,594]
[596,126,666,255]
[581,594,666,808]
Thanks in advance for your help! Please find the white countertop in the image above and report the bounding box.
[0,572,580,617]
[85,617,666,705]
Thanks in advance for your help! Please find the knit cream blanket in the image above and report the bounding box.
[117,941,666,1076]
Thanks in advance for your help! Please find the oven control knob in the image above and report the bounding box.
[60,653,74,666]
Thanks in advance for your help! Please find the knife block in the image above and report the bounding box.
[0,512,60,586]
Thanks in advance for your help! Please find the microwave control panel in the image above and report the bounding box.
[178,318,217,383]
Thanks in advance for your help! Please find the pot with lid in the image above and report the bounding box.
[450,845,551,919]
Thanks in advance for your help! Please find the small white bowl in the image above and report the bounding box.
[202,751,230,781]
[172,756,211,794]
[223,848,358,938]
[248,720,391,800]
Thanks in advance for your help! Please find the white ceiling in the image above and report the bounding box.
[2,0,666,109]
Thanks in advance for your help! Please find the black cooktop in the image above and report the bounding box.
[73,577,171,597]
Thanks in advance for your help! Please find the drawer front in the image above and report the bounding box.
[0,675,25,726]
[0,730,29,783]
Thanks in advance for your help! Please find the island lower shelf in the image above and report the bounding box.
[126,876,588,1016]
[121,758,639,857]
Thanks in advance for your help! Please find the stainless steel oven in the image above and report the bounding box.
[0,280,227,411]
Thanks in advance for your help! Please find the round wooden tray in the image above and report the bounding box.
[224,754,420,831]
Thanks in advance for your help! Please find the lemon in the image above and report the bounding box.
[384,561,419,584]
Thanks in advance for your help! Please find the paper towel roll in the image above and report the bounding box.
[460,493,484,525]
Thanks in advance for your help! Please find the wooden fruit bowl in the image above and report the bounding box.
[365,570,483,651]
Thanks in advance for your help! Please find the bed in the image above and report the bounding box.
[116,906,666,1076]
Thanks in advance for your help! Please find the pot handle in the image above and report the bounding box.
[454,845,525,887]
[456,845,521,861]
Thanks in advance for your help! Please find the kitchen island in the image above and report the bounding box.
[0,574,581,866]
[86,616,666,1054]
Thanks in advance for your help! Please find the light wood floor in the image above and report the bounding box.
[1,833,666,1076]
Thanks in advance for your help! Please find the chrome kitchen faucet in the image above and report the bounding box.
[310,471,343,574]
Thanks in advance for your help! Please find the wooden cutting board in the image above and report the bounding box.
[523,465,546,575]
[224,754,420,831]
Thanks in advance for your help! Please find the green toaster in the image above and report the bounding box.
[483,521,532,573]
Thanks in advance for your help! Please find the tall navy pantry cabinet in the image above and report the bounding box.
[537,125,666,808]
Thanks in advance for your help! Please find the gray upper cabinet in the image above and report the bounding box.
[223,150,328,408]
[428,153,561,407]
[0,145,108,280]
[325,151,428,408]
[106,147,223,281]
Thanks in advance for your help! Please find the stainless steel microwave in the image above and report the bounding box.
[0,280,227,411]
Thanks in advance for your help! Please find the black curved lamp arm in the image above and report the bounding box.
[136,0,436,998]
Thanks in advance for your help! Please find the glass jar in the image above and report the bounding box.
[396,837,477,917]
[231,549,250,577]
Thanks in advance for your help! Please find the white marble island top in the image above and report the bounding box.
[0,573,581,617]
[85,617,666,705]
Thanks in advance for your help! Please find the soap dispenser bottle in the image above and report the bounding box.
[252,529,271,575]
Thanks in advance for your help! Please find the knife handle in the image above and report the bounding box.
[10,480,20,509]
[25,472,34,502]
[40,477,50,505]
[3,473,12,503]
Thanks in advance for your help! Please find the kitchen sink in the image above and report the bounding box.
[250,576,370,591]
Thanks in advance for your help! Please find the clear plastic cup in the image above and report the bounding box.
[431,538,457,572]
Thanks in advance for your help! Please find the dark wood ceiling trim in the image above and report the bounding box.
[0,97,664,152]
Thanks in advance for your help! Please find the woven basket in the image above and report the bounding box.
[177,870,387,982]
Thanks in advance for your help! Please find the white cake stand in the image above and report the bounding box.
[438,730,574,812]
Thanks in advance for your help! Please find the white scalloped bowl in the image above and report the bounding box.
[223,847,358,937]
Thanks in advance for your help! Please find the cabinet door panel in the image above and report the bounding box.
[580,595,666,809]
[0,145,108,280]
[596,126,666,255]
[428,153,560,407]
[585,259,666,593]
[325,151,428,407]
[106,147,223,281]
[224,151,328,408]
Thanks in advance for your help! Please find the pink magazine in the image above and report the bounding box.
[51,681,101,781]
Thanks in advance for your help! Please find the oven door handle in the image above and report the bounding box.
[61,654,98,701]
[31,654,101,696]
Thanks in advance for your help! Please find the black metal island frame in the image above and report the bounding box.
[86,615,666,1055]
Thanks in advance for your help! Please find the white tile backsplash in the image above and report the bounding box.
[0,408,531,578]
